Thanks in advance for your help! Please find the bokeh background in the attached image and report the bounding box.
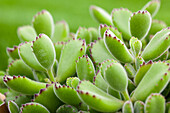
[0,0,170,71]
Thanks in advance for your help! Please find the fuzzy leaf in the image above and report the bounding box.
[76,55,95,82]
[54,83,81,105]
[32,34,55,70]
[4,75,46,95]
[19,42,46,71]
[8,100,19,113]
[141,28,170,61]
[90,5,112,25]
[88,27,99,41]
[52,20,69,42]
[99,24,123,41]
[33,84,62,113]
[131,62,170,102]
[111,8,132,40]
[17,26,37,42]
[7,59,34,79]
[90,38,116,64]
[56,39,86,83]
[77,81,124,112]
[129,10,152,40]
[142,0,160,17]
[56,105,78,113]
[32,10,54,38]
[20,102,50,113]
[145,93,165,113]
[134,101,144,113]
[7,46,20,60]
[104,29,134,63]
[76,27,92,44]
[122,101,133,113]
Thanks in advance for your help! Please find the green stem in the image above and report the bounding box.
[47,68,55,82]
[121,89,130,100]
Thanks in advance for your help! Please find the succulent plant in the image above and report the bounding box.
[0,0,170,113]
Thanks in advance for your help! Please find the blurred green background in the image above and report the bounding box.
[0,0,170,71]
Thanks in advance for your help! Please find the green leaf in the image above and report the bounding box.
[90,38,116,64]
[56,39,86,83]
[134,101,144,113]
[141,28,170,61]
[4,75,46,95]
[17,25,37,42]
[32,34,55,70]
[52,20,69,42]
[122,101,133,113]
[77,81,124,112]
[76,55,95,82]
[32,10,54,38]
[7,59,34,79]
[7,46,20,60]
[90,5,112,25]
[145,93,165,113]
[19,41,46,71]
[104,29,134,63]
[76,27,92,44]
[20,102,50,113]
[33,84,62,113]
[54,83,81,105]
[129,10,152,40]
[111,8,132,40]
[142,0,160,17]
[8,100,19,113]
[88,27,99,42]
[131,62,170,102]
[56,105,78,113]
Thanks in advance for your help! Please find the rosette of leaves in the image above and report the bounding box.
[0,0,170,113]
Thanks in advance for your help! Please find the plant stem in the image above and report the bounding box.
[47,68,55,82]
[122,89,130,100]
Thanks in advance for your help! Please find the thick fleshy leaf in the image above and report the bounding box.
[99,24,123,41]
[104,29,134,63]
[54,42,65,62]
[90,38,116,64]
[131,62,170,102]
[7,59,34,79]
[90,5,112,25]
[8,101,19,113]
[17,25,37,42]
[145,93,165,113]
[7,46,20,60]
[111,8,132,40]
[32,34,55,70]
[56,105,78,113]
[134,101,144,113]
[32,10,54,38]
[122,101,133,113]
[104,62,128,92]
[76,27,92,44]
[76,55,95,82]
[52,20,69,42]
[3,75,46,95]
[88,27,99,42]
[19,42,46,71]
[129,10,152,40]
[56,39,86,83]
[124,63,136,78]
[54,83,81,105]
[33,84,62,113]
[134,61,153,86]
[146,20,167,42]
[20,102,50,113]
[141,28,170,61]
[77,81,124,112]
[142,0,160,17]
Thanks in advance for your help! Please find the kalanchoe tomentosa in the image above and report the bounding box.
[0,0,170,113]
